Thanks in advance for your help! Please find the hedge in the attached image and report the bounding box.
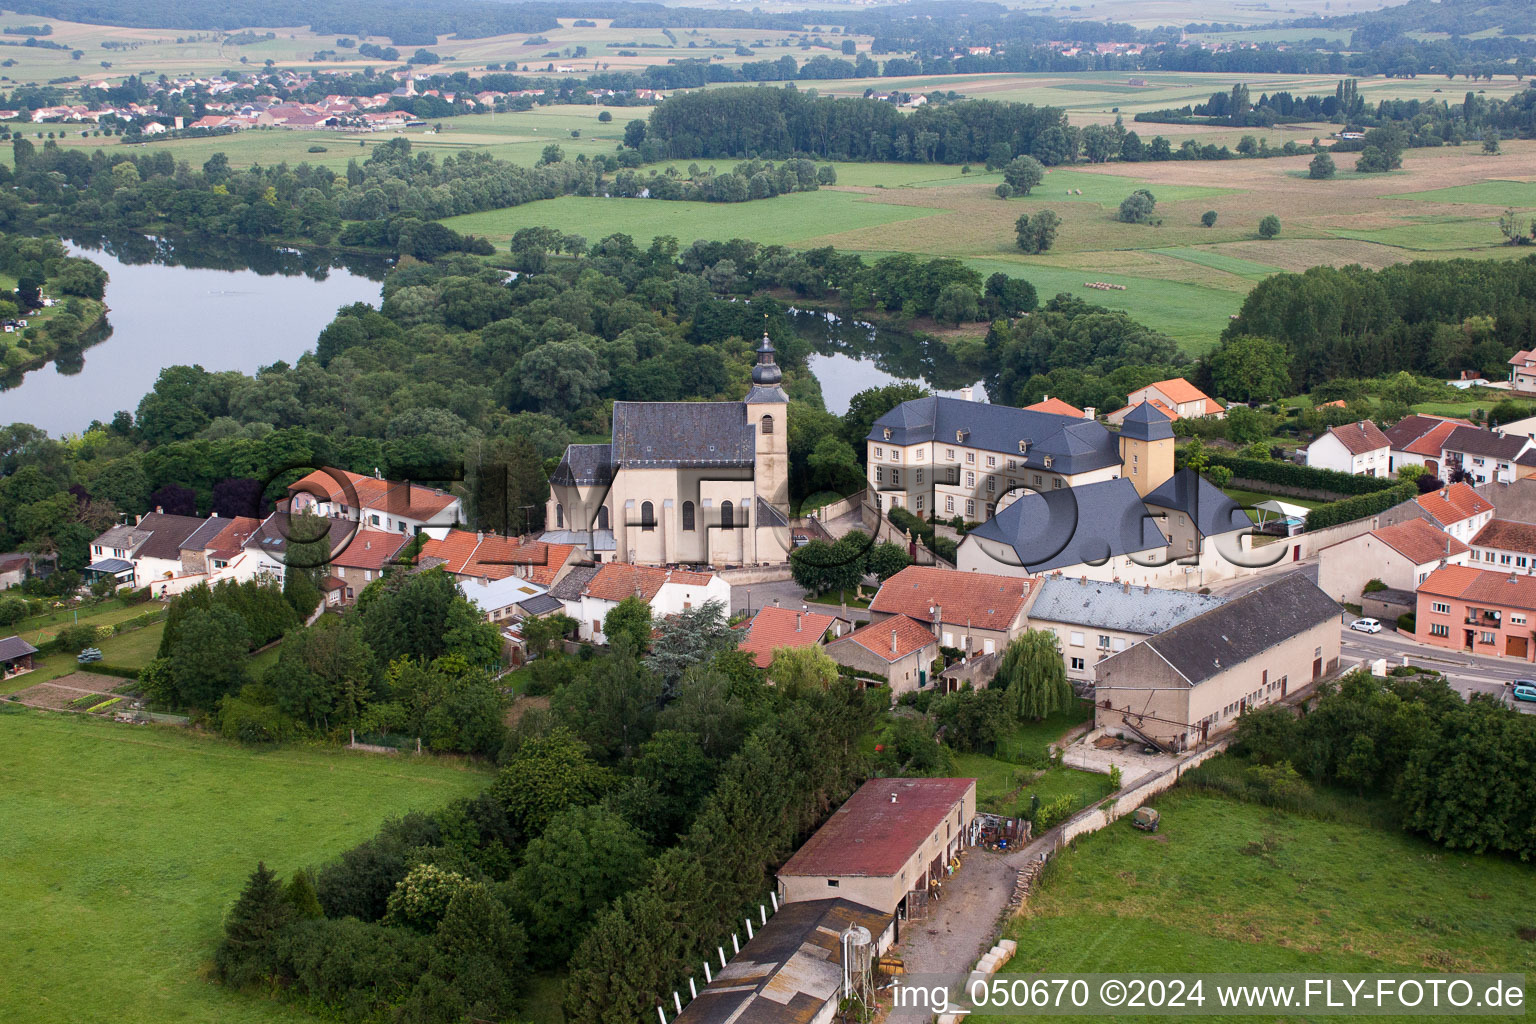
[110,609,165,634]
[76,661,142,681]
[1203,452,1401,497]
[1305,482,1415,532]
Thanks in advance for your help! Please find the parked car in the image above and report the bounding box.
[1513,683,1536,703]
[1131,807,1160,832]
[1350,618,1383,634]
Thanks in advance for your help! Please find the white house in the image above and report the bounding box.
[1467,519,1536,574]
[1305,421,1391,477]
[1106,377,1225,423]
[562,562,730,643]
[1441,426,1536,485]
[287,467,463,539]
[1378,482,1496,544]
[1317,518,1470,603]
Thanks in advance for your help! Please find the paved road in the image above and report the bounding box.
[1339,624,1536,713]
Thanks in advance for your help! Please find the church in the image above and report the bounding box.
[543,333,794,567]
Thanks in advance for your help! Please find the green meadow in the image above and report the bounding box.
[992,786,1536,1022]
[0,710,488,1024]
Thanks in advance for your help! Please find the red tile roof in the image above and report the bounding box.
[1401,418,1464,458]
[1471,519,1536,556]
[1418,563,1536,610]
[833,613,937,662]
[289,468,459,519]
[1024,397,1084,418]
[778,777,976,878]
[870,566,1031,632]
[202,516,264,559]
[581,562,717,603]
[1414,482,1493,527]
[1370,519,1468,565]
[417,529,576,586]
[1325,420,1391,456]
[417,530,480,574]
[1147,377,1208,405]
[738,606,839,668]
[329,529,411,570]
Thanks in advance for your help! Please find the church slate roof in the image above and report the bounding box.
[1118,401,1176,442]
[548,444,612,487]
[967,477,1167,573]
[868,396,1121,476]
[610,402,756,468]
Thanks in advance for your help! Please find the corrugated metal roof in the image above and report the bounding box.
[779,778,975,879]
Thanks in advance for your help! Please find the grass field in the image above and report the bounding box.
[0,710,489,1024]
[1,618,165,692]
[994,786,1536,1011]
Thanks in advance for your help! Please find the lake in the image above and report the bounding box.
[790,308,989,415]
[0,237,386,436]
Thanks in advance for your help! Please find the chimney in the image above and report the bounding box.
[1084,407,1096,420]
[173,115,184,130]
[773,597,780,607]
[960,386,974,402]
[795,612,802,632]
[1122,580,1130,593]
[156,506,163,514]
[890,792,898,804]
[1144,583,1151,593]
[891,629,898,655]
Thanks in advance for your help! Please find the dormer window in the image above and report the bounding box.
[1043,455,1054,469]
[883,428,892,441]
[1018,440,1030,454]
[955,429,967,443]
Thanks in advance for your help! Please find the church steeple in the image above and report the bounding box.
[751,330,782,386]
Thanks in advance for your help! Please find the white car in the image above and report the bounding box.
[1350,618,1383,634]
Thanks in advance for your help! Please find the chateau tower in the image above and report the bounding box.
[1117,401,1175,496]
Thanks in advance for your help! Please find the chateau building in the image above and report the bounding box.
[545,334,793,567]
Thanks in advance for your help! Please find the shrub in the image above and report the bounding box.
[50,622,101,654]
[1397,613,1415,633]
[1308,152,1336,179]
[1200,210,1217,227]
[1363,578,1387,594]
[1033,794,1077,830]
[1258,214,1281,239]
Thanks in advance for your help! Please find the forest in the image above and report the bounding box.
[1221,256,1536,390]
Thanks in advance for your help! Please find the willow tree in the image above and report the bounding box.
[997,629,1071,721]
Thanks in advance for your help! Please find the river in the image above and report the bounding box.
[790,308,989,415]
[0,237,387,436]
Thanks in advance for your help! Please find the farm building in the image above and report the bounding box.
[777,776,976,923]
[1093,573,1341,751]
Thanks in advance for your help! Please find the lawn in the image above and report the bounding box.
[440,189,942,248]
[949,699,1104,820]
[1223,487,1325,512]
[8,597,162,643]
[1388,179,1536,208]
[993,786,1536,1012]
[0,710,489,1024]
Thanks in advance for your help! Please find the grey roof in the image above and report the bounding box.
[757,495,789,529]
[611,401,755,468]
[539,528,616,552]
[744,385,789,404]
[548,443,612,487]
[869,396,1121,475]
[132,513,215,560]
[966,477,1167,573]
[1118,401,1175,442]
[1143,469,1252,538]
[1444,425,1530,460]
[1029,576,1226,634]
[85,558,135,573]
[548,564,599,602]
[0,635,38,661]
[516,593,566,617]
[179,517,230,552]
[1138,572,1340,686]
[244,513,356,557]
[92,522,148,553]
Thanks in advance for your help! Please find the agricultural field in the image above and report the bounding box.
[445,136,1536,350]
[0,709,489,1024]
[993,785,1536,1009]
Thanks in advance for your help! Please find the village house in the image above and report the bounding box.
[867,565,1032,657]
[1383,414,1465,476]
[326,529,412,603]
[455,574,558,625]
[287,468,463,539]
[824,614,939,696]
[1415,563,1536,660]
[544,333,791,567]
[736,605,850,669]
[561,562,729,643]
[1024,576,1225,688]
[0,552,32,589]
[417,529,577,588]
[1107,378,1225,423]
[1378,482,1495,543]
[1317,518,1470,603]
[238,513,356,586]
[1305,420,1392,476]
[1440,426,1536,485]
[85,511,208,594]
[777,776,976,922]
[1467,519,1536,574]
[1093,573,1342,751]
[1508,349,1536,393]
[1023,396,1089,418]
